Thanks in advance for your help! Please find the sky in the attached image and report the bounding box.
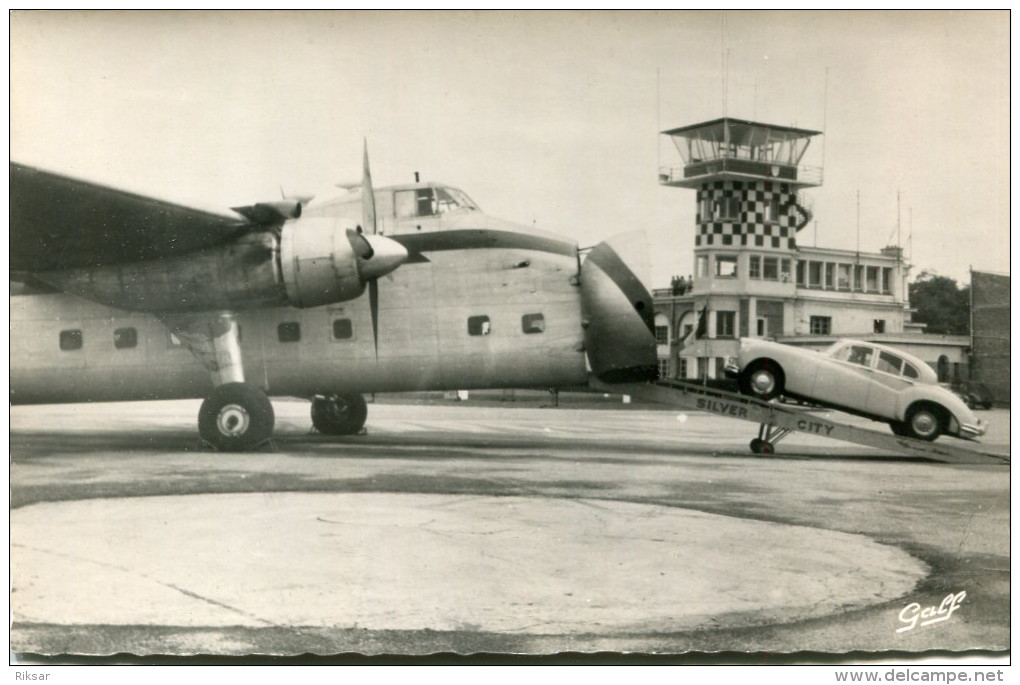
[10,10,1010,287]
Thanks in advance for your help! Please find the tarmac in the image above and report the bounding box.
[9,396,1011,657]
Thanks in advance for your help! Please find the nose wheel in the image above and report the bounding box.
[198,382,275,452]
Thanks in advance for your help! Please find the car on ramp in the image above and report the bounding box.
[725,338,986,442]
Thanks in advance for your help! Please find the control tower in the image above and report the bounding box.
[660,118,821,272]
[653,118,823,380]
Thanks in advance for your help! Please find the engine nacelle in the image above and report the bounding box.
[36,217,407,313]
[279,218,368,308]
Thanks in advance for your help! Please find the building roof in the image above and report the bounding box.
[662,117,822,141]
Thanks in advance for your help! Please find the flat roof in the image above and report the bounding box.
[662,117,822,140]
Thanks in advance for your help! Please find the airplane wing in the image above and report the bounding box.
[11,162,252,272]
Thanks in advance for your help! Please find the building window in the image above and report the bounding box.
[468,315,491,336]
[756,317,768,337]
[853,265,864,292]
[59,329,83,351]
[332,318,353,340]
[715,255,738,278]
[780,259,792,282]
[873,319,886,334]
[714,196,739,220]
[749,255,761,279]
[763,257,779,281]
[796,260,805,286]
[866,266,879,292]
[824,262,835,289]
[699,197,712,222]
[655,325,669,345]
[882,267,893,294]
[678,357,688,379]
[837,264,851,291]
[808,261,822,288]
[809,316,831,335]
[522,313,545,334]
[278,322,301,343]
[714,357,727,378]
[114,327,137,349]
[696,255,709,278]
[766,196,780,223]
[658,358,671,380]
[716,311,736,338]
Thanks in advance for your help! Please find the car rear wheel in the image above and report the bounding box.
[904,403,944,442]
[739,360,785,401]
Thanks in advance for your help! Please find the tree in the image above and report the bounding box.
[908,270,970,335]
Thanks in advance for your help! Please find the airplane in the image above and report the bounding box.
[10,147,659,451]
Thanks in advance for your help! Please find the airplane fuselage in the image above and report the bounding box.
[10,171,657,453]
[11,228,589,404]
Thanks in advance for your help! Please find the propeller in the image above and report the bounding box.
[361,140,382,360]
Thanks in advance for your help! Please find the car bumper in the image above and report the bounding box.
[959,419,988,439]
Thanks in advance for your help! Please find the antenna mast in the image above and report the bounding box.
[822,67,829,168]
[856,190,861,261]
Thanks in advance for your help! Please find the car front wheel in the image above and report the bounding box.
[904,403,944,441]
[739,360,785,401]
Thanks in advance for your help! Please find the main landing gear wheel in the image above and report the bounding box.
[198,382,275,452]
[311,392,368,435]
[749,438,775,455]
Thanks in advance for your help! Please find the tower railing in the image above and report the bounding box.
[658,162,823,187]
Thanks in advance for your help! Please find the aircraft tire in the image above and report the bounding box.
[311,392,368,435]
[198,382,275,452]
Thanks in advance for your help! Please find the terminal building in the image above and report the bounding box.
[652,117,970,384]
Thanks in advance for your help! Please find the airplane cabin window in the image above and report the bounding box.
[278,322,301,343]
[59,329,83,351]
[522,313,545,334]
[332,318,353,340]
[468,315,491,336]
[114,327,138,349]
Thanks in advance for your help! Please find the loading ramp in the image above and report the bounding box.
[593,379,1009,466]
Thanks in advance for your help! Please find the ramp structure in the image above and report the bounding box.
[594,379,1009,466]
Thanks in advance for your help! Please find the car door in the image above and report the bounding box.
[810,342,873,412]
[866,350,913,419]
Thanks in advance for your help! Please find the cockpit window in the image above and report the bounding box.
[394,186,478,219]
[439,187,478,212]
[395,189,435,218]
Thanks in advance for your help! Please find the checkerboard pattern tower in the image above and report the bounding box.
[659,117,822,264]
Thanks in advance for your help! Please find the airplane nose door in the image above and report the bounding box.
[579,233,658,383]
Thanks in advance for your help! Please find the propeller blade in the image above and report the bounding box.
[362,139,377,235]
[369,277,380,361]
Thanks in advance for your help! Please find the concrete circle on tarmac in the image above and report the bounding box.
[12,493,926,635]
